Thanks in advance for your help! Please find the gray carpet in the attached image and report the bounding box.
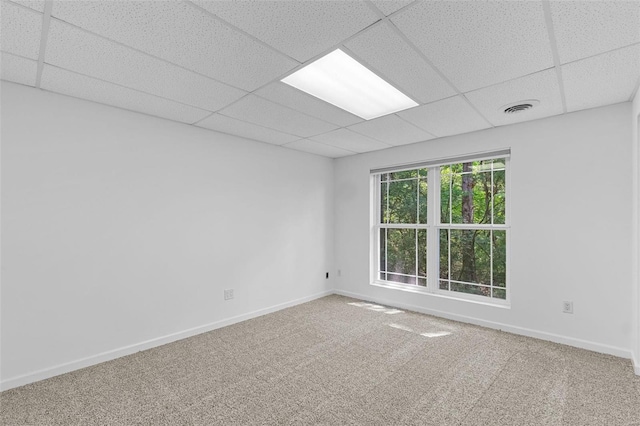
[2,295,639,425]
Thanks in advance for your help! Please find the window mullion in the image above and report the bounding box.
[490,229,494,298]
[374,175,380,282]
[385,227,387,280]
[415,176,419,282]
[385,176,389,281]
[386,176,389,225]
[427,167,439,292]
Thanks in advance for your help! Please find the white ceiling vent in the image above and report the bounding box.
[500,99,540,114]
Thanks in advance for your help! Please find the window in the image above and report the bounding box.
[378,169,428,286]
[373,151,509,304]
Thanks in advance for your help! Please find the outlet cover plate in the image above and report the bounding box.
[224,289,234,300]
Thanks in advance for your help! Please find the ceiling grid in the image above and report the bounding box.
[184,0,303,65]
[33,0,51,88]
[382,20,495,129]
[1,0,638,158]
[541,0,568,114]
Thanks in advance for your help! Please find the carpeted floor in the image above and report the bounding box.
[2,295,640,425]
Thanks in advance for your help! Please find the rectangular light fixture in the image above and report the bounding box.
[281,49,418,120]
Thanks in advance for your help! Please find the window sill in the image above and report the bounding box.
[371,280,511,309]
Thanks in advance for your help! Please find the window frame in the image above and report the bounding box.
[370,152,511,307]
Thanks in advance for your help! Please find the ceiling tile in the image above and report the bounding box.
[550,0,640,64]
[8,0,44,12]
[191,0,379,63]
[40,65,211,124]
[465,69,563,127]
[1,51,37,86]
[283,139,355,158]
[391,0,553,92]
[398,96,491,138]
[562,44,640,113]
[370,0,414,16]
[45,19,246,112]
[310,128,391,153]
[345,21,455,104]
[0,0,42,59]
[348,114,434,146]
[255,82,363,127]
[196,113,300,146]
[50,1,297,91]
[218,95,337,138]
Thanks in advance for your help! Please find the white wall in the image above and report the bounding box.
[2,79,637,388]
[334,103,634,358]
[632,92,640,374]
[0,82,334,389]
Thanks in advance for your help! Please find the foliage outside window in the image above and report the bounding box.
[375,156,508,303]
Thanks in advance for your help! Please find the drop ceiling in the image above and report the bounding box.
[1,0,639,158]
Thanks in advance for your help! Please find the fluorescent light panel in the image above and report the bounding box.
[282,49,418,120]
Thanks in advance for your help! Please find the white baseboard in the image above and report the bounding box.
[334,289,635,362]
[3,288,637,391]
[633,354,640,376]
[0,290,332,391]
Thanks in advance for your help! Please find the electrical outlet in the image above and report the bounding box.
[562,301,573,314]
[337,269,342,277]
[326,272,329,279]
[224,289,234,300]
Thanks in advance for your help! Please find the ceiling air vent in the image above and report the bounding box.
[500,100,540,114]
